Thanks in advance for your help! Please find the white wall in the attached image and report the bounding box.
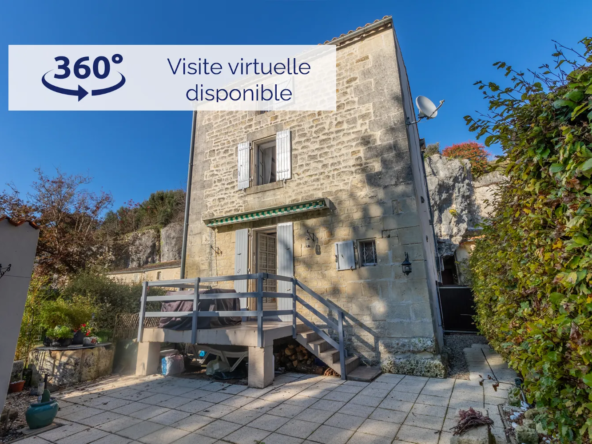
[0,219,39,412]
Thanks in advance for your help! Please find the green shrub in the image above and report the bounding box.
[61,271,163,331]
[38,295,96,331]
[48,326,73,339]
[466,38,592,442]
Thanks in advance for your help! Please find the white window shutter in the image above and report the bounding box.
[237,142,250,190]
[277,222,294,321]
[335,241,356,271]
[276,130,291,181]
[234,228,249,309]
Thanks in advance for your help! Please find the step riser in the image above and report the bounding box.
[296,332,359,376]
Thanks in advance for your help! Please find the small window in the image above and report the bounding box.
[359,240,377,267]
[255,139,277,185]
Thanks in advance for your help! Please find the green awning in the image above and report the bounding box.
[204,198,330,227]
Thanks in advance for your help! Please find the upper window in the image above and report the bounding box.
[237,130,291,190]
[359,239,377,267]
[255,139,277,185]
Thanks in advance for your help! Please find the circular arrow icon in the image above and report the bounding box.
[42,71,126,101]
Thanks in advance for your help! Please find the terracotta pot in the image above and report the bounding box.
[9,380,25,393]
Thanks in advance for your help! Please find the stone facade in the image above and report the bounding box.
[185,19,443,373]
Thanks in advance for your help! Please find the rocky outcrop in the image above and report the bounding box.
[425,154,506,256]
[425,154,480,256]
[160,222,183,262]
[128,228,160,268]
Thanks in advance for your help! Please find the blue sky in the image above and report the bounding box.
[2,0,591,210]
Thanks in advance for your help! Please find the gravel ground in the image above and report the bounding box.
[444,333,489,379]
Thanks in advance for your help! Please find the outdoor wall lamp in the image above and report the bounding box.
[402,253,412,276]
[304,230,317,249]
[0,263,11,280]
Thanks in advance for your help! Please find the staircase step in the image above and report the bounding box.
[308,339,332,353]
[301,330,321,343]
[319,349,340,365]
[345,356,360,374]
[346,365,382,382]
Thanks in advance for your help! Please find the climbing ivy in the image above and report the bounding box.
[466,38,592,442]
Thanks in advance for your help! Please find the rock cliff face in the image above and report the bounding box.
[424,154,504,256]
[160,222,184,262]
[108,223,184,270]
[424,154,480,256]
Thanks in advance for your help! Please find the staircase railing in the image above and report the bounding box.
[137,272,349,379]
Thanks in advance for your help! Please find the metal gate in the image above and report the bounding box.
[438,286,478,333]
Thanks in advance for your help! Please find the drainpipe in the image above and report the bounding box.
[180,110,197,279]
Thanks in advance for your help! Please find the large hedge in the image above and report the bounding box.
[467,39,592,442]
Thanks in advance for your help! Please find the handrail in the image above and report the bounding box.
[136,272,364,380]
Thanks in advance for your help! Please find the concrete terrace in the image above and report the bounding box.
[16,347,516,444]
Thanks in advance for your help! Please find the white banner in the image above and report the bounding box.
[8,45,336,111]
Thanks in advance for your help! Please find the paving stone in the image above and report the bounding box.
[199,403,237,418]
[261,433,304,444]
[157,396,193,409]
[223,425,271,444]
[242,398,281,412]
[333,384,364,394]
[360,388,389,399]
[194,419,242,439]
[112,402,152,415]
[239,386,276,398]
[322,390,355,402]
[177,400,215,414]
[268,403,306,418]
[38,423,89,441]
[172,413,214,432]
[324,412,365,431]
[199,391,233,404]
[277,419,321,439]
[219,395,253,408]
[128,406,170,420]
[411,403,448,418]
[222,408,265,425]
[404,413,444,431]
[386,390,419,403]
[137,394,174,405]
[12,437,51,444]
[338,402,375,418]
[295,407,336,424]
[396,424,440,444]
[117,421,164,440]
[416,394,451,407]
[97,417,143,433]
[376,374,405,384]
[149,409,191,425]
[348,431,392,444]
[307,424,354,444]
[55,427,109,444]
[309,399,345,412]
[60,406,105,422]
[358,418,401,438]
[199,382,230,392]
[249,413,291,431]
[76,411,122,427]
[181,389,206,399]
[172,432,217,444]
[138,426,189,444]
[284,395,320,408]
[86,396,133,411]
[219,384,248,395]
[369,407,407,424]
[350,394,382,408]
[91,434,132,444]
[379,398,414,413]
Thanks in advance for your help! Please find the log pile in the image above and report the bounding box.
[274,343,326,375]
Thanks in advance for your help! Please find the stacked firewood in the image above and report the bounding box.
[275,343,326,374]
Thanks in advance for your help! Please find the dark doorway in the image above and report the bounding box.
[438,286,478,332]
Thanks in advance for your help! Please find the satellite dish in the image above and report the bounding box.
[407,96,445,125]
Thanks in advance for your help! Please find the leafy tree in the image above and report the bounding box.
[466,38,592,442]
[424,142,441,156]
[0,169,113,278]
[101,189,185,237]
[442,141,490,177]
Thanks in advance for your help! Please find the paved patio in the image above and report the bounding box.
[16,344,516,444]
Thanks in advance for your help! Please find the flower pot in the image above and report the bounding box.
[83,337,97,346]
[72,330,84,345]
[8,380,25,393]
[25,398,59,429]
[50,338,72,348]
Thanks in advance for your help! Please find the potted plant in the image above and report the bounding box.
[73,323,92,345]
[48,326,73,347]
[8,371,25,393]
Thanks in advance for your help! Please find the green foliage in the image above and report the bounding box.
[466,38,592,442]
[61,271,163,331]
[48,325,73,339]
[101,189,185,237]
[424,142,441,157]
[38,295,96,331]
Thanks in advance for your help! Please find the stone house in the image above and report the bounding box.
[184,16,446,375]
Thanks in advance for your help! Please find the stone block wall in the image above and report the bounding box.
[186,22,442,370]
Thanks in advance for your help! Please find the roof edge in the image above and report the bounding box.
[0,215,40,230]
[323,16,393,47]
